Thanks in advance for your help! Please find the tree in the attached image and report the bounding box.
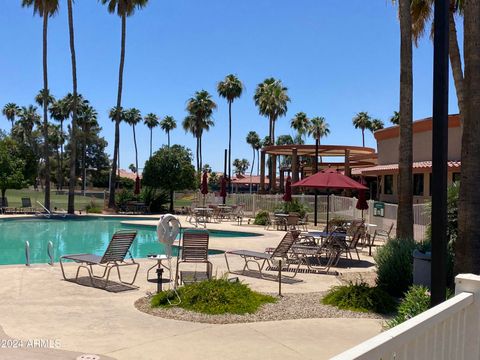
[352,112,372,147]
[390,111,400,125]
[217,74,243,190]
[233,159,250,176]
[100,0,149,209]
[290,112,310,140]
[66,0,79,214]
[2,103,20,131]
[396,0,414,240]
[128,163,136,173]
[0,137,25,204]
[202,163,212,173]
[411,0,465,120]
[246,131,260,192]
[22,0,60,211]
[371,119,385,132]
[142,145,196,213]
[15,105,40,147]
[184,90,217,172]
[124,108,142,183]
[160,115,176,147]
[77,102,98,192]
[254,78,290,191]
[455,0,480,274]
[308,117,330,145]
[49,99,69,190]
[143,113,159,157]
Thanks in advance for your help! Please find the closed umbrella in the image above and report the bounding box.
[220,176,227,204]
[201,172,208,206]
[134,176,141,195]
[291,169,367,231]
[283,176,292,202]
[356,189,369,220]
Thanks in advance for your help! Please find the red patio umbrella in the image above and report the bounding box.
[134,175,141,195]
[283,176,292,202]
[292,168,368,231]
[356,189,369,220]
[201,171,208,206]
[220,176,227,204]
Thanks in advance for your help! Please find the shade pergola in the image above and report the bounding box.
[292,168,367,231]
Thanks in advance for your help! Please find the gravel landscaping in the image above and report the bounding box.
[135,291,388,324]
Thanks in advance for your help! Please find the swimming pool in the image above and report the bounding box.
[0,217,261,265]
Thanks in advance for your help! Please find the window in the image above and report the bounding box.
[453,172,461,183]
[384,175,393,195]
[413,173,424,196]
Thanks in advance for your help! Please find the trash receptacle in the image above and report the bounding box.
[413,249,431,288]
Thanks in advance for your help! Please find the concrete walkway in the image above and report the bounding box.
[0,216,382,359]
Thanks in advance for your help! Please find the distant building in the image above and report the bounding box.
[354,115,461,203]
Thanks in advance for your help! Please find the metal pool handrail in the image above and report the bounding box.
[48,241,54,266]
[25,241,30,266]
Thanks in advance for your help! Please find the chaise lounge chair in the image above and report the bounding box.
[60,230,139,289]
[224,230,301,280]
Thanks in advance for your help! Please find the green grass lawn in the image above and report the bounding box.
[3,189,101,211]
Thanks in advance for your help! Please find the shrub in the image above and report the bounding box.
[141,187,168,213]
[85,199,102,214]
[118,176,135,190]
[254,210,270,225]
[374,237,417,297]
[151,278,276,315]
[386,285,431,328]
[275,199,309,218]
[115,189,135,208]
[322,282,396,314]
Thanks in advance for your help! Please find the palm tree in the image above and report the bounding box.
[124,108,142,183]
[396,0,414,240]
[308,116,330,168]
[254,78,290,192]
[2,103,20,130]
[35,89,55,108]
[390,111,400,125]
[22,0,59,211]
[109,106,125,178]
[143,113,159,157]
[370,119,385,132]
[16,105,40,146]
[77,103,98,193]
[100,0,149,209]
[352,112,372,147]
[67,0,79,214]
[246,131,260,193]
[49,99,68,190]
[411,0,464,120]
[455,0,480,274]
[217,74,243,188]
[160,115,176,147]
[184,90,217,172]
[290,112,310,140]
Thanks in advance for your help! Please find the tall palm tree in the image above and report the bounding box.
[124,108,142,182]
[217,74,243,187]
[254,139,262,176]
[67,0,79,214]
[246,131,260,193]
[22,0,59,211]
[254,78,290,192]
[109,106,125,178]
[49,99,68,190]
[100,0,149,209]
[308,116,330,167]
[290,112,310,140]
[411,0,464,120]
[352,112,372,147]
[2,103,20,130]
[370,119,385,132]
[455,0,480,274]
[16,105,40,147]
[396,0,414,240]
[77,103,98,193]
[390,111,400,125]
[160,115,176,147]
[143,113,159,157]
[184,90,217,172]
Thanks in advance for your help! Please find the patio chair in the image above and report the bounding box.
[265,213,286,231]
[174,229,212,285]
[1,197,16,214]
[59,230,139,289]
[19,197,35,214]
[298,214,309,232]
[367,223,394,255]
[224,230,301,279]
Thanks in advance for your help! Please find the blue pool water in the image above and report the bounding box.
[0,217,260,265]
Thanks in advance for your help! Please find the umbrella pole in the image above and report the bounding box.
[314,191,318,227]
[326,191,330,233]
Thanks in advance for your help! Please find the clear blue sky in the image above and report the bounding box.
[0,0,462,172]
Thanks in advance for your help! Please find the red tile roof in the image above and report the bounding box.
[353,161,461,175]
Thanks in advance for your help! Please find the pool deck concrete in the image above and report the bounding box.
[0,215,382,359]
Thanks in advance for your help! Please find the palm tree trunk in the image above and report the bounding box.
[67,0,78,214]
[167,131,170,147]
[361,128,365,147]
[108,14,126,209]
[133,125,138,174]
[250,147,255,193]
[396,0,414,240]
[455,0,480,274]
[42,12,51,211]
[196,137,200,172]
[448,9,464,120]
[59,120,64,190]
[56,148,61,190]
[228,101,232,192]
[149,128,152,158]
[257,149,260,175]
[199,136,203,172]
[82,134,86,192]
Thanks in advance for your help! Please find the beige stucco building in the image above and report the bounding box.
[355,115,462,204]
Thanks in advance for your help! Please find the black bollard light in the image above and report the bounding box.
[156,268,164,294]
